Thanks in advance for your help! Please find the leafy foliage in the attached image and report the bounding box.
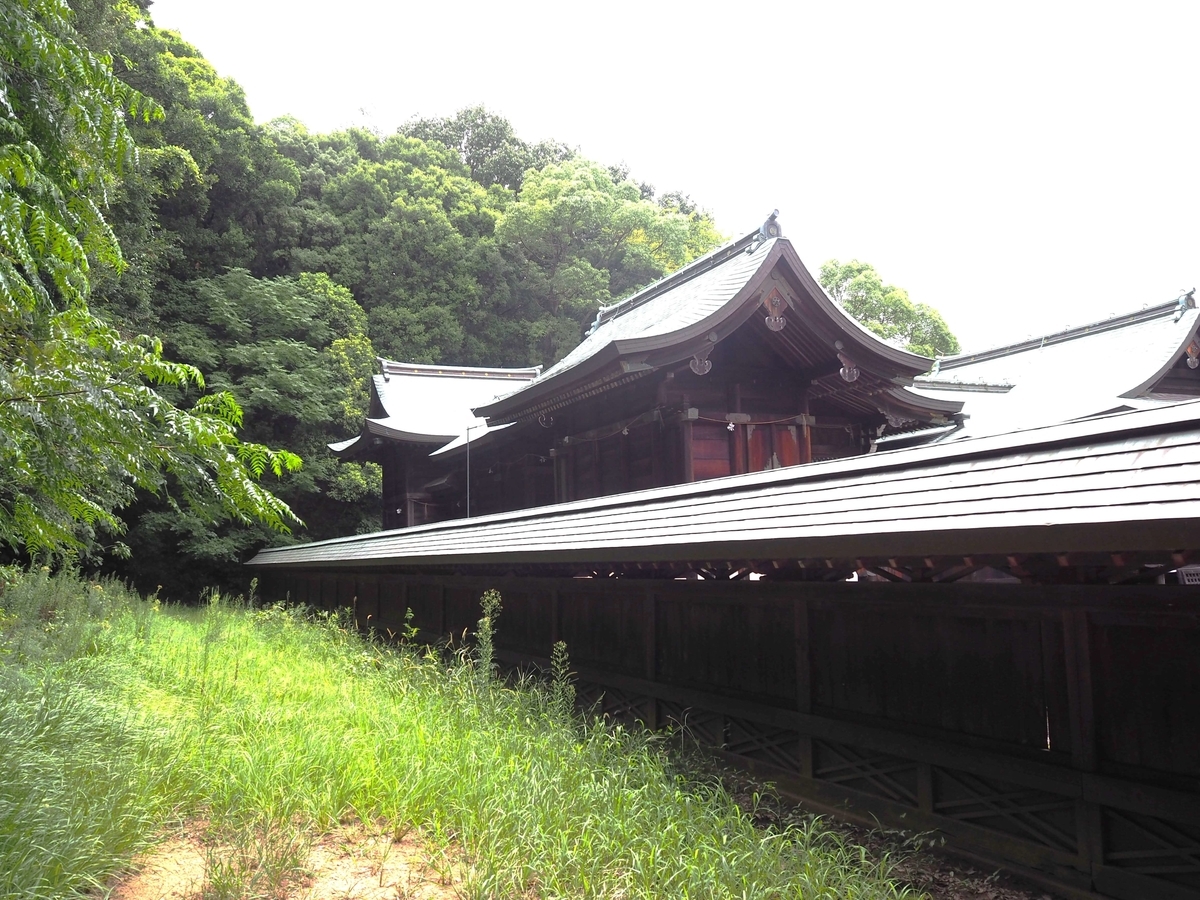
[400,104,573,191]
[819,259,960,358]
[269,122,724,367]
[0,0,300,559]
[113,271,380,596]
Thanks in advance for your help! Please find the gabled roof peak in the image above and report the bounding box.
[588,211,783,334]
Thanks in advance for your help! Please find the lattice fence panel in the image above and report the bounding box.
[932,766,1076,853]
[812,739,919,806]
[575,680,653,724]
[1103,807,1200,892]
[725,717,802,774]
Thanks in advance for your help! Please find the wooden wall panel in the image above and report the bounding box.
[369,576,407,637]
[774,425,801,468]
[1090,614,1200,778]
[353,575,381,631]
[444,586,481,637]
[557,589,648,677]
[692,422,731,480]
[598,434,627,496]
[628,426,656,491]
[319,574,340,610]
[810,605,1059,751]
[656,596,796,704]
[404,582,442,636]
[572,441,599,500]
[493,589,555,658]
[522,461,555,510]
[748,424,771,472]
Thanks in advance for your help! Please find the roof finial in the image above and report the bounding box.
[1175,288,1196,322]
[746,211,782,254]
[760,210,781,240]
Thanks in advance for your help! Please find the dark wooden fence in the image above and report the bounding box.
[257,570,1200,900]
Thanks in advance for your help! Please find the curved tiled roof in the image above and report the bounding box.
[914,297,1200,439]
[330,361,540,456]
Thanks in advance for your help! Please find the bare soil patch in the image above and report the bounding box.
[108,822,461,900]
[107,805,1063,900]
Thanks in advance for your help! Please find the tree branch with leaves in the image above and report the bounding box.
[0,0,301,558]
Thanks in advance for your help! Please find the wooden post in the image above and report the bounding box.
[436,581,446,639]
[1064,607,1102,871]
[552,447,569,503]
[1063,609,1097,770]
[682,419,695,482]
[800,391,813,465]
[794,597,814,778]
[644,589,658,729]
[732,423,747,475]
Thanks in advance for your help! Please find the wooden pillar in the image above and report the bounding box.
[800,391,813,465]
[682,419,695,482]
[1064,609,1097,769]
[731,384,747,476]
[1064,607,1103,871]
[794,596,814,778]
[644,589,658,729]
[552,446,570,503]
[436,581,446,638]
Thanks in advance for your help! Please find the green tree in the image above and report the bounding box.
[818,259,960,358]
[114,271,380,596]
[496,158,721,363]
[400,105,573,191]
[0,0,300,558]
[275,128,506,364]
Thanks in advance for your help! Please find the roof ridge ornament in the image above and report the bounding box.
[1175,288,1196,322]
[746,210,781,254]
[760,210,781,240]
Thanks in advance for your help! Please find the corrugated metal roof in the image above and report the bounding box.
[253,399,1200,570]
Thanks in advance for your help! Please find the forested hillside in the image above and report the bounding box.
[23,0,721,595]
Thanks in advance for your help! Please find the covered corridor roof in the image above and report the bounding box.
[251,399,1200,575]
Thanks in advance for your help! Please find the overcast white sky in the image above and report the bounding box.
[147,0,1198,353]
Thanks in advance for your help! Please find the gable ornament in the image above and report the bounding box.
[762,287,787,332]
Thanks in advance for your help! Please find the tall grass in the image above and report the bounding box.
[0,568,925,899]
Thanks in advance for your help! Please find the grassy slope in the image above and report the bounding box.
[0,570,923,899]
